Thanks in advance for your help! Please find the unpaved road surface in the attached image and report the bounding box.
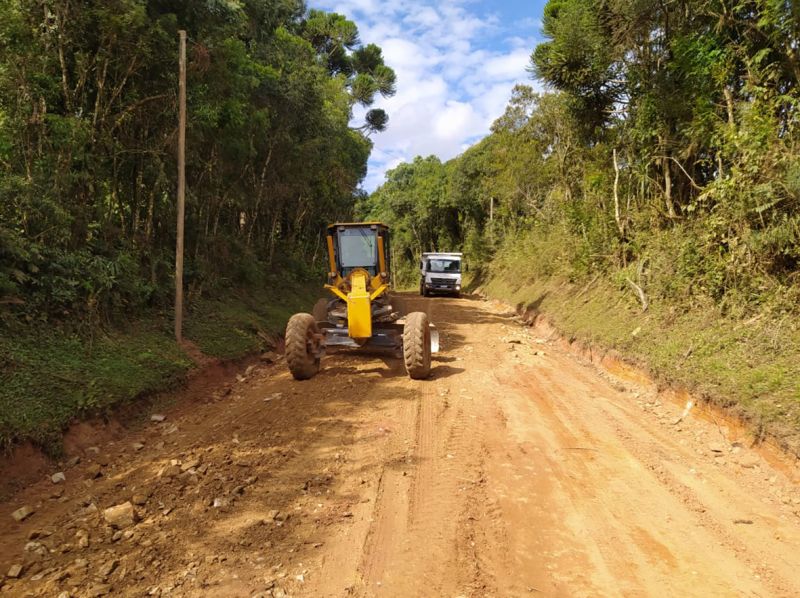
[3,295,800,597]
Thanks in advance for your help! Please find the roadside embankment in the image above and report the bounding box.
[0,279,318,457]
[478,266,800,458]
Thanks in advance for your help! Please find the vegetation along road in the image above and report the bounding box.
[1,294,799,597]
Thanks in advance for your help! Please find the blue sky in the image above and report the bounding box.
[309,0,548,191]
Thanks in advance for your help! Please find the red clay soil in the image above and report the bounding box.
[1,295,800,597]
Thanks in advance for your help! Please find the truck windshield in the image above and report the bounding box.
[339,229,377,268]
[428,259,461,273]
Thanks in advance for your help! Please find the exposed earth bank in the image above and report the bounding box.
[1,294,800,597]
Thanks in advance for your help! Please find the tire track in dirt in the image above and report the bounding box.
[357,300,490,597]
[454,410,506,597]
[492,335,789,596]
[355,393,416,595]
[3,295,800,597]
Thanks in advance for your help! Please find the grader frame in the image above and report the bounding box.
[285,223,438,381]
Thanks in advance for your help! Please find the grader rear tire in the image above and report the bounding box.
[403,311,431,380]
[286,313,321,380]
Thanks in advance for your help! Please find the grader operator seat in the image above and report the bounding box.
[285,222,438,381]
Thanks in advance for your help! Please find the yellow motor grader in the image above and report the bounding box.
[285,222,438,380]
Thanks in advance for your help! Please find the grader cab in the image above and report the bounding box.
[285,222,438,381]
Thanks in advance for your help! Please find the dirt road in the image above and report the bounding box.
[2,295,800,597]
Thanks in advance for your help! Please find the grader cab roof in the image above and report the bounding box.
[327,222,389,231]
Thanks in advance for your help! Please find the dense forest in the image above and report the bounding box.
[0,0,394,321]
[363,0,800,316]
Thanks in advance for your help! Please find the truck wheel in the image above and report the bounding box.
[403,312,431,380]
[286,313,322,380]
[312,298,328,323]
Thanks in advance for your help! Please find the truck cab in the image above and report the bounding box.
[420,252,463,297]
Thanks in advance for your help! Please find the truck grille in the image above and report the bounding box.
[431,278,456,286]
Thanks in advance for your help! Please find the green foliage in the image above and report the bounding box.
[358,155,471,286]
[371,0,799,316]
[300,9,396,132]
[0,0,392,323]
[185,276,315,359]
[0,1,397,450]
[531,0,619,133]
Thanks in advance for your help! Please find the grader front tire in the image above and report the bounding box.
[403,311,432,380]
[286,313,322,381]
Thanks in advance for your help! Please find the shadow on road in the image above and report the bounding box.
[321,359,465,382]
[429,365,466,380]
[517,292,549,316]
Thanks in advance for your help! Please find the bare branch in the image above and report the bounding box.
[625,278,649,312]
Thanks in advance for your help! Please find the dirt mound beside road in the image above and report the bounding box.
[2,295,800,597]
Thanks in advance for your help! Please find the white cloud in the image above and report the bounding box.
[434,101,479,141]
[483,49,533,80]
[405,6,440,27]
[312,0,541,191]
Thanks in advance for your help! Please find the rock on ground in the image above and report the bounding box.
[11,505,34,522]
[102,502,137,529]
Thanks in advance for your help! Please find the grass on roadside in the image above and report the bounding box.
[185,282,316,360]
[0,278,320,454]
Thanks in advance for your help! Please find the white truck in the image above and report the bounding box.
[419,252,463,297]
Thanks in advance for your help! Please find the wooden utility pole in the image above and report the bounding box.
[175,30,187,342]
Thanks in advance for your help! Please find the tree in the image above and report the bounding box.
[301,10,397,134]
[370,0,800,307]
[0,0,393,319]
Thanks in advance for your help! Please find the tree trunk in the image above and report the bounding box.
[613,149,625,237]
[56,4,73,113]
[723,86,735,127]
[659,136,676,219]
[268,208,280,265]
[663,155,675,218]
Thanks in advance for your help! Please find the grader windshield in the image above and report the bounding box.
[329,223,389,277]
[339,228,378,271]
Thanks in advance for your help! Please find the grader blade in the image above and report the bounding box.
[430,324,440,354]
